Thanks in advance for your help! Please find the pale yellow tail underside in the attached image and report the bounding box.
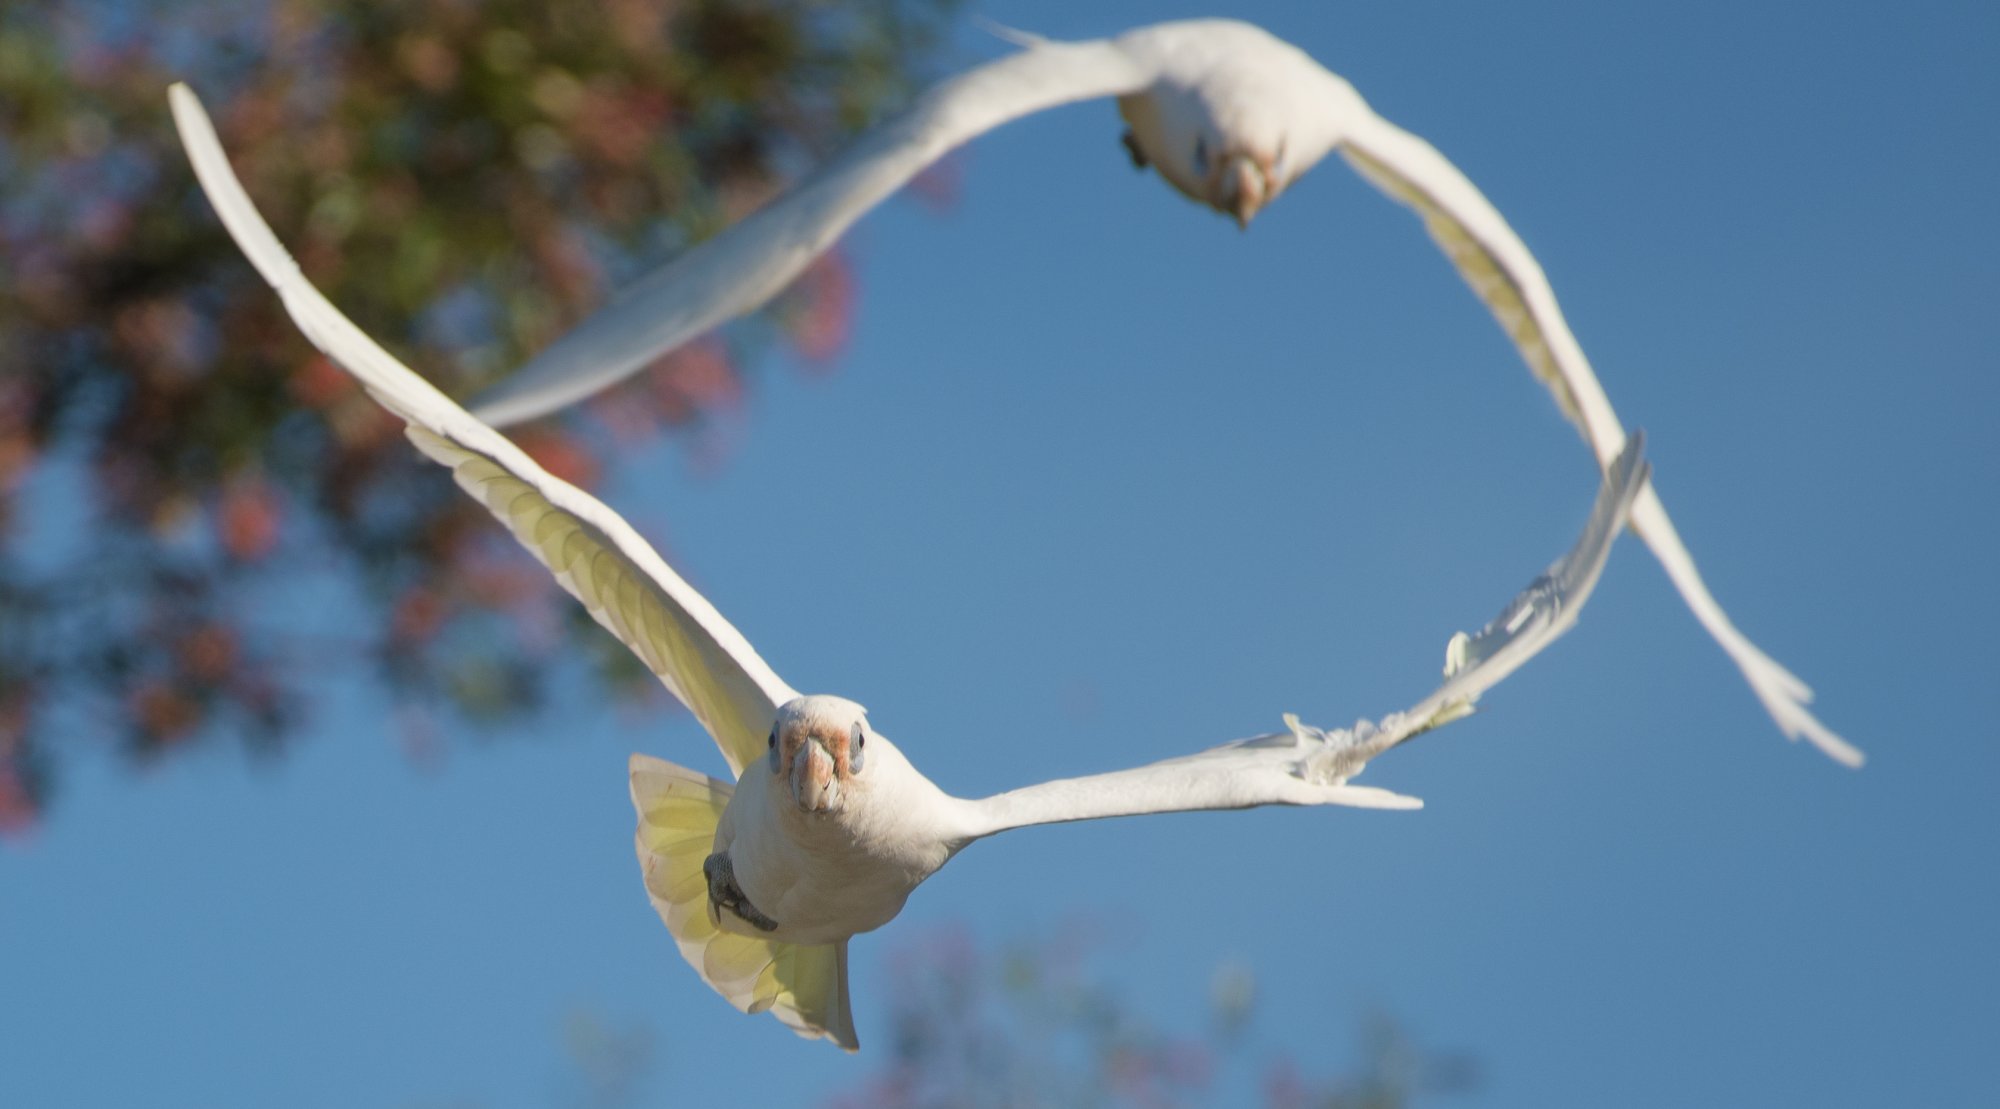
[628,754,858,1051]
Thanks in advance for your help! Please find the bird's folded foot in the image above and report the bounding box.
[703,851,780,932]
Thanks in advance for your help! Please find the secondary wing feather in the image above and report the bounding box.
[1311,432,1650,775]
[169,84,797,777]
[469,36,1152,427]
[959,436,1650,838]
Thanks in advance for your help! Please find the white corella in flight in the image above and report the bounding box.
[174,82,1649,1051]
[468,18,1860,767]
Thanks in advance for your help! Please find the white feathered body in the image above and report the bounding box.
[1112,21,1352,205]
[164,0,1839,1041]
[719,732,967,946]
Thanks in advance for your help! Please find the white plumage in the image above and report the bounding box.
[467,18,1860,767]
[172,80,1652,1051]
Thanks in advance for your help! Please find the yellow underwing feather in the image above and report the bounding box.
[170,79,800,777]
[1339,143,1584,427]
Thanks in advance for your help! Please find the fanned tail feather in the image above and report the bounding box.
[629,755,858,1050]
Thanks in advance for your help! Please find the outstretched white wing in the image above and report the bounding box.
[955,436,1650,839]
[170,84,797,778]
[1330,91,1862,768]
[1313,432,1651,776]
[468,35,1152,427]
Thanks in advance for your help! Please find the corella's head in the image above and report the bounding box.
[768,695,872,815]
[1114,21,1341,229]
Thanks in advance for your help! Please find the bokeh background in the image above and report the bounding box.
[4,0,1995,1105]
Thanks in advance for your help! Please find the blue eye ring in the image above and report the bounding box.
[768,725,780,772]
[849,721,866,773]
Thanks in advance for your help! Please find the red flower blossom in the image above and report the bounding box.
[217,478,283,562]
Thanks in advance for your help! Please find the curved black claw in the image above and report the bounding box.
[1120,129,1149,170]
[703,851,780,932]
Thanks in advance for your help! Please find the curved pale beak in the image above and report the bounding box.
[1218,153,1269,229]
[790,736,839,813]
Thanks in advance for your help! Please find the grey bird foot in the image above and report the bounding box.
[703,851,780,932]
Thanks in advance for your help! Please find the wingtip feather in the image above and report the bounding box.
[1324,784,1425,810]
[971,15,1046,48]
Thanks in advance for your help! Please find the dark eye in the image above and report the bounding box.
[768,725,779,771]
[849,721,866,773]
[1193,137,1210,175]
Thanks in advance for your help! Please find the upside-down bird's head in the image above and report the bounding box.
[1113,22,1341,228]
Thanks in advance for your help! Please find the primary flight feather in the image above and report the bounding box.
[173,81,1651,1051]
[467,18,1859,767]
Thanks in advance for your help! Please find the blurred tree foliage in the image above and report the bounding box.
[521,928,1477,1108]
[0,0,959,833]
[834,926,1479,1108]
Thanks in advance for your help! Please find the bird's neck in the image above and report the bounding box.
[811,737,985,864]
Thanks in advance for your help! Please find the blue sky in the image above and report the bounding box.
[7,1,1998,1105]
